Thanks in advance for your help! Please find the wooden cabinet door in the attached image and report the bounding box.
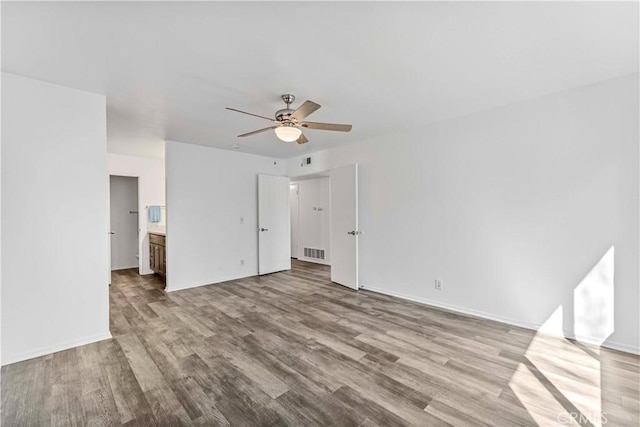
[150,243,156,270]
[149,235,166,277]
[159,245,165,276]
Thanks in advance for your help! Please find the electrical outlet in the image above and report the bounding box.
[240,260,245,266]
[435,279,443,291]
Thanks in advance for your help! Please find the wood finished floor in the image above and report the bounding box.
[2,260,639,426]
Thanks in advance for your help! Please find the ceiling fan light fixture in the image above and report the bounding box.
[274,124,302,142]
[228,94,352,144]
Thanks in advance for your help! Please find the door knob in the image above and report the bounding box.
[109,231,115,235]
[258,228,269,232]
[347,231,361,236]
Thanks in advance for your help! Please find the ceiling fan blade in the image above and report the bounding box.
[226,107,275,122]
[300,121,352,132]
[290,100,321,121]
[296,133,309,144]
[238,126,278,137]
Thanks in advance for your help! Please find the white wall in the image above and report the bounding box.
[1,73,110,365]
[287,73,640,353]
[292,177,331,265]
[107,153,166,274]
[166,141,285,291]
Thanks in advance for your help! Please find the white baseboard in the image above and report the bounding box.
[298,256,331,266]
[139,266,153,275]
[166,271,259,292]
[360,285,639,356]
[111,265,138,271]
[2,331,113,366]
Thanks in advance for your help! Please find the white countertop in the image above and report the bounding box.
[148,226,166,236]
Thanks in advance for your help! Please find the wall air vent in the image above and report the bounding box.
[303,247,325,260]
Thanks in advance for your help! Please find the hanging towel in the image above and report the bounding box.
[149,206,162,223]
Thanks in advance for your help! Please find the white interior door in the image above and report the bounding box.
[107,176,112,285]
[290,183,299,259]
[258,174,291,275]
[330,164,359,290]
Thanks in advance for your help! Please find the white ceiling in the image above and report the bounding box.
[3,1,638,159]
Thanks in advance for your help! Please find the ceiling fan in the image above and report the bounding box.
[226,94,352,144]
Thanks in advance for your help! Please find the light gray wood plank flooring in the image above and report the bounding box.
[2,260,639,426]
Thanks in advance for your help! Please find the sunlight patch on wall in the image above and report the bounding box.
[574,247,615,345]
[538,305,564,337]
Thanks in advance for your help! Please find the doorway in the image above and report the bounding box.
[109,175,139,272]
[290,173,332,269]
[290,164,359,290]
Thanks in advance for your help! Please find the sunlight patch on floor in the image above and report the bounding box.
[509,362,580,426]
[509,247,614,427]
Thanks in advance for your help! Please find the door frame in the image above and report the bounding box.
[287,165,359,289]
[108,174,142,275]
[290,182,300,259]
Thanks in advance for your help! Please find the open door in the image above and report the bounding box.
[330,164,359,290]
[290,183,299,259]
[258,174,291,275]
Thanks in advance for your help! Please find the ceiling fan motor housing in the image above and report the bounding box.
[276,94,296,122]
[275,108,295,122]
